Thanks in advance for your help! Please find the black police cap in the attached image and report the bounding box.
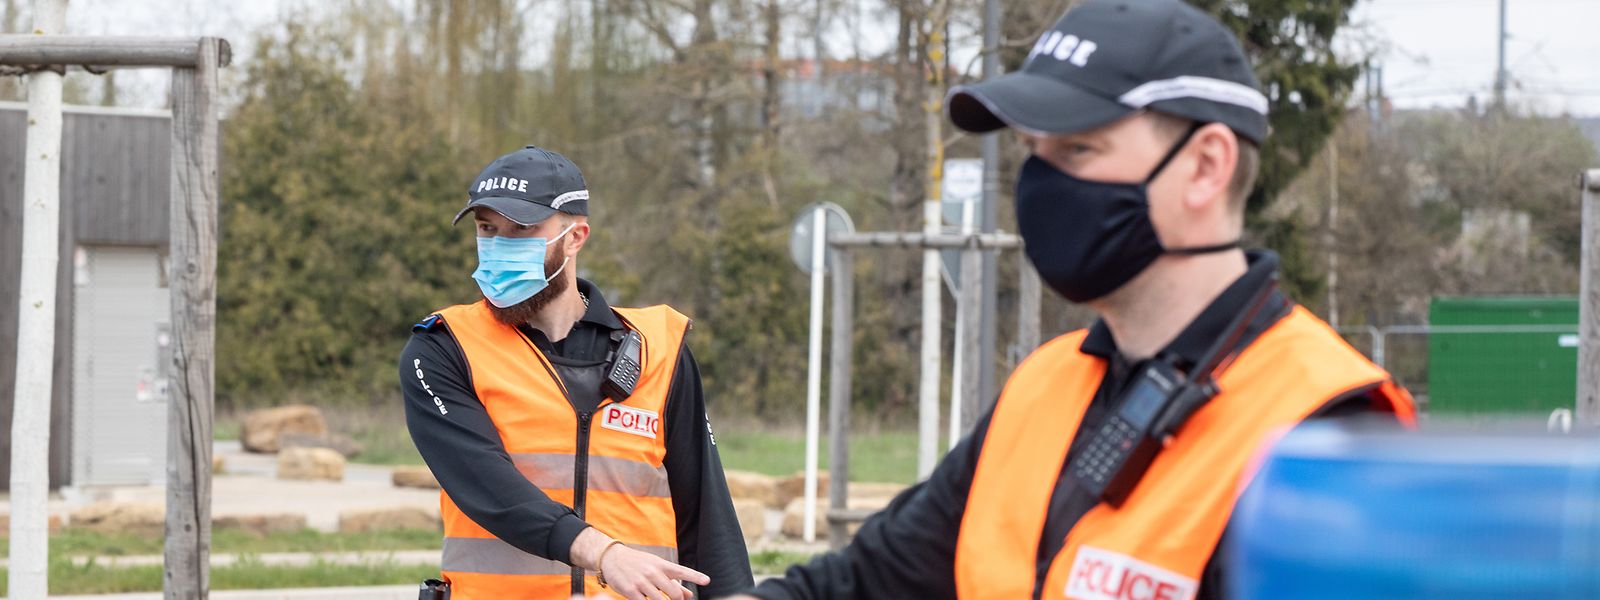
[453,146,590,226]
[948,0,1268,145]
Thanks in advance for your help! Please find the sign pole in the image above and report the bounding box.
[802,207,827,542]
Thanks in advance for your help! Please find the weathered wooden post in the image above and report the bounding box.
[827,246,854,548]
[0,33,229,599]
[957,237,984,434]
[164,37,224,599]
[1577,169,1600,427]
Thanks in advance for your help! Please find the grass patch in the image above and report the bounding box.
[718,428,920,484]
[0,528,442,559]
[348,426,425,466]
[749,549,818,575]
[214,417,241,441]
[0,556,439,595]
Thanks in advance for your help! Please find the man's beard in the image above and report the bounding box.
[485,243,571,327]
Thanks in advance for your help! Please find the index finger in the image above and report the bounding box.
[662,563,710,586]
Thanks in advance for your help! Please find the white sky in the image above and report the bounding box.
[20,0,1600,116]
[1348,0,1600,116]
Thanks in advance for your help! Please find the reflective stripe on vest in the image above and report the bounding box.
[954,306,1416,600]
[442,536,679,576]
[431,300,690,599]
[511,453,672,498]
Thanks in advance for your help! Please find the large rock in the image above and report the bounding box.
[0,513,64,534]
[339,507,439,534]
[241,405,328,453]
[780,496,891,540]
[68,502,164,537]
[724,470,779,508]
[392,465,440,489]
[215,513,307,537]
[276,447,346,481]
[775,471,829,509]
[280,431,365,459]
[732,499,767,543]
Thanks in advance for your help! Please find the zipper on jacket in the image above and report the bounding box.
[511,327,618,596]
[571,410,594,595]
[575,411,595,519]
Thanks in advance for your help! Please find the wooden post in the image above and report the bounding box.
[1017,253,1041,358]
[957,240,983,435]
[827,247,854,549]
[164,37,222,600]
[7,2,67,597]
[1579,169,1600,427]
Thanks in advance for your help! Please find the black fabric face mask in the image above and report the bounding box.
[1014,125,1240,303]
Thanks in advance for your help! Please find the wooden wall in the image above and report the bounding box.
[0,105,171,490]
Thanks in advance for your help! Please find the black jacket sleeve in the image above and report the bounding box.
[661,344,756,598]
[747,410,996,600]
[399,327,591,564]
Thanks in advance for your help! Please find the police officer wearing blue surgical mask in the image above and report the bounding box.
[399,146,753,600]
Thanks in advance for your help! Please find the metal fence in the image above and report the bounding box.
[1337,325,1579,414]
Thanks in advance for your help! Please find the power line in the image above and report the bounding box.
[1379,0,1595,6]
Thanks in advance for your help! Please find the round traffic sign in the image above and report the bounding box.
[788,202,855,274]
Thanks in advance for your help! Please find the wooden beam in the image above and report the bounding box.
[828,232,1021,250]
[1579,169,1600,427]
[0,36,231,68]
[163,37,222,599]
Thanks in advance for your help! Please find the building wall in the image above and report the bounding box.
[0,104,172,490]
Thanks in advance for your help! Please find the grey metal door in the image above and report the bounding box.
[71,246,170,486]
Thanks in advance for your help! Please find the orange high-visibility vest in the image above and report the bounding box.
[431,300,690,600]
[954,306,1414,600]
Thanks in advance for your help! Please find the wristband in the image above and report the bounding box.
[595,540,626,588]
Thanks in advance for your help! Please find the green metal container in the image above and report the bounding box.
[1427,296,1579,415]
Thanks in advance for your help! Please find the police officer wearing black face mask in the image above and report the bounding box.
[732,2,1416,599]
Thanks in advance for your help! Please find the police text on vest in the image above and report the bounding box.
[1064,546,1197,600]
[600,404,659,439]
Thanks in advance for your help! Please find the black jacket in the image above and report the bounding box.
[399,279,754,598]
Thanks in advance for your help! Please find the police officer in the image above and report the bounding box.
[734,1,1413,598]
[400,146,754,600]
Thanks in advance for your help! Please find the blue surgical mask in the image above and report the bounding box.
[472,224,575,308]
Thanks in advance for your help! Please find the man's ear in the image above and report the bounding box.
[565,220,592,253]
[1183,123,1239,213]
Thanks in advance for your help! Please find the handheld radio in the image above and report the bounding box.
[601,330,643,402]
[1069,273,1281,507]
[417,579,450,600]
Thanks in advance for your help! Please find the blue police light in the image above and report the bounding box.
[1229,421,1600,599]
